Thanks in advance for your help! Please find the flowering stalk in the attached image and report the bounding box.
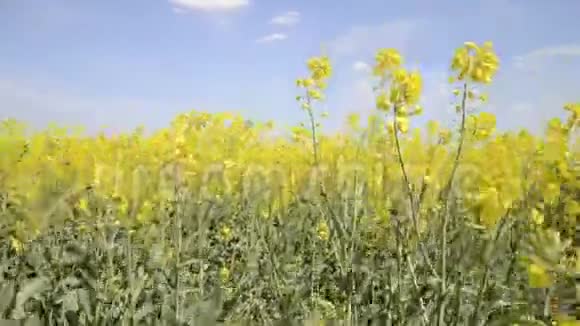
[438,82,468,324]
[391,104,438,278]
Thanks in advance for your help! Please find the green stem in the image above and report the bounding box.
[469,214,509,325]
[173,167,182,324]
[438,82,468,325]
[126,230,135,326]
[306,101,319,167]
[391,106,438,278]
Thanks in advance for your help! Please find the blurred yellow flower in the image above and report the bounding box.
[220,225,232,241]
[527,262,552,288]
[317,220,329,241]
[451,41,499,84]
[531,208,544,225]
[307,56,332,81]
[396,116,410,134]
[10,236,24,254]
[373,48,402,75]
[219,266,230,283]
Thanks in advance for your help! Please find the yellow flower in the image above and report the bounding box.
[478,186,504,227]
[451,41,499,84]
[376,92,390,111]
[543,182,560,203]
[117,196,129,216]
[474,112,497,140]
[78,198,89,213]
[373,48,402,75]
[307,88,324,100]
[10,236,24,254]
[531,208,544,225]
[396,116,409,133]
[563,102,580,116]
[392,68,408,84]
[412,105,423,115]
[317,220,329,241]
[223,160,236,169]
[219,266,230,283]
[527,262,552,288]
[463,41,479,51]
[347,113,360,129]
[439,129,451,144]
[307,56,332,81]
[451,47,470,77]
[403,71,422,105]
[136,200,153,224]
[220,225,232,241]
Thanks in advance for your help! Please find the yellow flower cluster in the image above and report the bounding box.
[317,220,329,241]
[3,105,572,237]
[451,41,499,83]
[307,56,332,82]
[466,112,497,140]
[296,56,333,109]
[563,102,579,131]
[373,49,423,134]
[373,48,403,76]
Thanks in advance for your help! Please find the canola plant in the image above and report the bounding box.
[0,41,578,325]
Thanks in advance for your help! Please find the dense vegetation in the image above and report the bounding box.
[0,41,578,325]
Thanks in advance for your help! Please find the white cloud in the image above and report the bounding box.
[0,79,188,134]
[169,0,249,13]
[270,11,300,26]
[255,33,287,44]
[328,20,420,59]
[172,7,188,14]
[352,61,371,73]
[513,44,580,70]
[521,44,580,59]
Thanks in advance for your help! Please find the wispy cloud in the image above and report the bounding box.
[328,20,420,59]
[352,61,371,73]
[172,7,188,14]
[255,33,287,44]
[520,44,580,59]
[0,79,186,134]
[169,0,249,13]
[270,11,301,26]
[514,43,580,70]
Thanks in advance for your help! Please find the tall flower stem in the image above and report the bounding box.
[438,82,468,325]
[391,105,438,278]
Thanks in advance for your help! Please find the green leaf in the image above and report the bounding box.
[0,281,15,315]
[12,277,49,319]
[77,289,93,321]
[62,291,79,313]
[134,302,155,322]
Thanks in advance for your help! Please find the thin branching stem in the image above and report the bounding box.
[469,212,510,325]
[306,98,319,167]
[391,105,438,278]
[438,82,468,324]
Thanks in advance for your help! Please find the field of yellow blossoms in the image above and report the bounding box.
[0,41,578,325]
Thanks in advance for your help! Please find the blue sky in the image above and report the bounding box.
[1,0,579,135]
